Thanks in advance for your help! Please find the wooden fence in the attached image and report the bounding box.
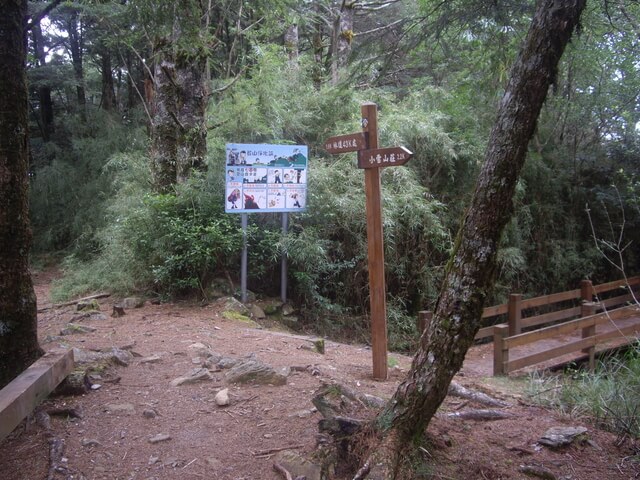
[418,277,640,375]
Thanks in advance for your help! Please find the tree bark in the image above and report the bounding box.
[365,0,586,473]
[100,47,116,111]
[149,6,209,192]
[0,0,43,389]
[331,0,355,85]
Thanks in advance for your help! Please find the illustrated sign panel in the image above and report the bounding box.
[225,143,308,213]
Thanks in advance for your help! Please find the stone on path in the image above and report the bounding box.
[140,354,162,364]
[77,299,101,311]
[538,426,588,448]
[60,323,97,335]
[225,359,288,386]
[249,304,266,320]
[170,367,212,386]
[122,297,145,309]
[274,450,322,480]
[215,388,230,406]
[148,433,171,444]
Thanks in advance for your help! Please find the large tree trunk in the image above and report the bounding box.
[149,6,209,192]
[0,0,43,390]
[355,0,587,476]
[331,0,355,85]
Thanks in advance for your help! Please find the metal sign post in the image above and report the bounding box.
[241,213,248,303]
[281,212,288,303]
[324,102,413,380]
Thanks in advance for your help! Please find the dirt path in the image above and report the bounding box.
[0,271,638,479]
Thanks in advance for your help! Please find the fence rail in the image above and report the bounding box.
[418,276,640,375]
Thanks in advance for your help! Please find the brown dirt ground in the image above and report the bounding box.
[1,270,638,480]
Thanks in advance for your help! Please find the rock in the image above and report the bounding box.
[122,297,145,309]
[519,464,557,480]
[60,323,97,336]
[148,456,159,465]
[538,426,588,448]
[281,303,295,316]
[42,335,64,344]
[107,347,133,366]
[187,342,215,358]
[217,296,250,316]
[215,388,230,406]
[170,368,212,386]
[140,354,162,364]
[143,409,157,419]
[81,438,102,447]
[54,368,91,395]
[225,359,287,386]
[216,356,239,369]
[103,403,135,415]
[274,450,322,480]
[249,304,266,320]
[148,433,171,444]
[77,299,101,311]
[71,311,108,322]
[260,301,282,315]
[282,315,299,329]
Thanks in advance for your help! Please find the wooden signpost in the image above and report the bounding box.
[325,102,413,380]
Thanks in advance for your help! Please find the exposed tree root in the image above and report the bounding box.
[36,409,85,480]
[445,408,513,421]
[448,382,510,407]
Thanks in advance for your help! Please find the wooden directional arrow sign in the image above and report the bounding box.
[357,146,413,169]
[324,132,367,154]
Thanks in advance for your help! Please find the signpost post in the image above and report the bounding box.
[324,102,413,380]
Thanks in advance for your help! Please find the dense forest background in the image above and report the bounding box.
[27,0,640,349]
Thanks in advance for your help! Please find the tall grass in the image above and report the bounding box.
[527,343,640,440]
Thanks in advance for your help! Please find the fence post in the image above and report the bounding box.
[508,294,522,336]
[581,279,594,303]
[493,324,509,376]
[581,302,597,363]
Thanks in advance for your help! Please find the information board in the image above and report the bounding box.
[225,143,308,213]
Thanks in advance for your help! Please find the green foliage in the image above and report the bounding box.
[52,156,241,300]
[528,344,640,439]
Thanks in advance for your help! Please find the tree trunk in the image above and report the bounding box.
[331,1,355,85]
[150,53,208,191]
[66,10,86,113]
[285,23,299,66]
[32,21,54,141]
[360,0,586,475]
[0,0,43,390]
[100,47,116,111]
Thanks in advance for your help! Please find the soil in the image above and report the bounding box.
[0,269,638,480]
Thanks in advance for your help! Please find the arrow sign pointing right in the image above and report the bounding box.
[357,146,413,169]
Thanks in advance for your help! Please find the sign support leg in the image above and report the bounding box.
[281,212,288,304]
[241,213,248,303]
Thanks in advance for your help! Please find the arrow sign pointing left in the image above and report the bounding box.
[357,146,413,169]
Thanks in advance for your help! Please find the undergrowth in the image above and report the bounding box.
[527,343,640,441]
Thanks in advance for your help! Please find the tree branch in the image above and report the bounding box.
[27,0,64,30]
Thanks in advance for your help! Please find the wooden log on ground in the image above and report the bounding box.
[0,349,74,441]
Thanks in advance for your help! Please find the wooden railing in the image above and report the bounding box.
[493,305,640,375]
[417,277,640,375]
[475,277,640,340]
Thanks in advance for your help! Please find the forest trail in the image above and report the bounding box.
[0,269,638,479]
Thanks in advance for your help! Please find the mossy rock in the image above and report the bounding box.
[222,310,258,326]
